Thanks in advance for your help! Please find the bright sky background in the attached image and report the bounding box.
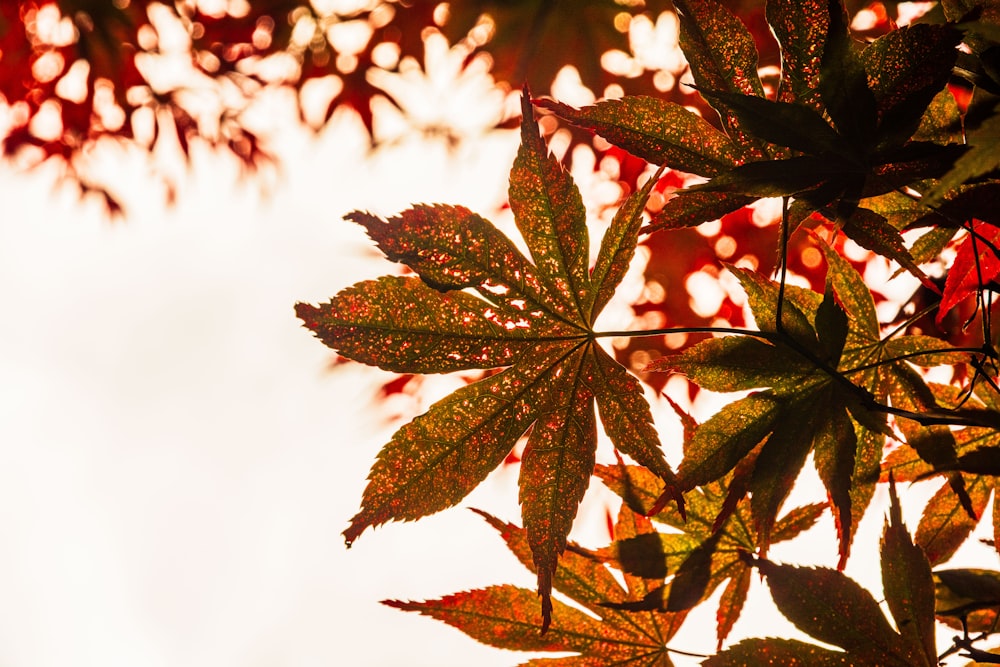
[0,9,996,666]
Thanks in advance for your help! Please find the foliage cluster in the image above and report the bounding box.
[294,0,1000,663]
[7,0,1000,664]
[0,0,674,211]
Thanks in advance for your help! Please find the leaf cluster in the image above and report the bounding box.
[297,0,1000,663]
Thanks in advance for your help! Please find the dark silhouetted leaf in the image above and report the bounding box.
[925,103,1000,205]
[741,479,937,666]
[647,256,884,561]
[595,462,826,649]
[881,480,936,666]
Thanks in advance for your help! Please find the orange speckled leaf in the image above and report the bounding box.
[589,168,663,321]
[340,342,568,545]
[645,191,756,232]
[915,474,992,566]
[389,508,685,664]
[512,92,592,326]
[673,0,767,155]
[767,0,829,111]
[537,96,739,177]
[299,91,676,630]
[519,346,596,631]
[588,345,678,486]
[861,23,961,149]
[346,205,562,321]
[295,277,562,374]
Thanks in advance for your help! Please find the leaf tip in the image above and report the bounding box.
[294,301,320,329]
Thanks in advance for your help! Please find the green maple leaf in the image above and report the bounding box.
[645,242,965,564]
[386,504,689,665]
[594,462,826,650]
[296,92,679,629]
[706,480,938,667]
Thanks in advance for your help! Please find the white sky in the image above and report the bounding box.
[0,21,996,667]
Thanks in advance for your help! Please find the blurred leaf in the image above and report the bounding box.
[433,0,667,97]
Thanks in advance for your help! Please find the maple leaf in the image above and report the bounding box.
[296,92,679,629]
[594,461,826,650]
[681,10,966,241]
[882,381,1000,571]
[386,504,689,665]
[644,241,971,565]
[937,220,1000,326]
[544,0,966,252]
[706,479,938,667]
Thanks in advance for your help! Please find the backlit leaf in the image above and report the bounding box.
[645,191,756,232]
[595,463,826,649]
[862,23,962,150]
[673,0,768,155]
[537,97,739,177]
[650,246,925,561]
[937,220,1000,326]
[766,0,830,111]
[759,560,912,664]
[298,92,677,628]
[881,480,937,666]
[387,507,687,663]
[737,480,938,666]
[925,106,1000,205]
[705,638,852,666]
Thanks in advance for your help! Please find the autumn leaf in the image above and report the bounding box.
[297,91,678,629]
[534,96,741,178]
[593,462,826,649]
[643,249,887,564]
[385,504,688,664]
[937,220,1000,326]
[709,478,938,666]
[883,381,1000,566]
